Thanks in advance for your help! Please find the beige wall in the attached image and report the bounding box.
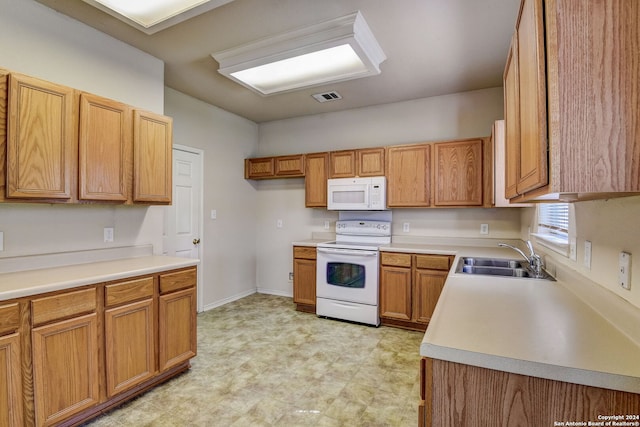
[254,87,522,297]
[0,0,166,260]
[164,88,259,309]
[522,196,640,309]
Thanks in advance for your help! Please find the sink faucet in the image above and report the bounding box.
[498,240,545,278]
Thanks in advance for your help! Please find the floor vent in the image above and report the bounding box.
[312,91,342,103]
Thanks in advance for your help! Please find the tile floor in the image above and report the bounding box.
[84,293,424,426]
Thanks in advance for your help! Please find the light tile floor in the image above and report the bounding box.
[84,293,423,426]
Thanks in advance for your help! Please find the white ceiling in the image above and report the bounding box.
[35,0,520,123]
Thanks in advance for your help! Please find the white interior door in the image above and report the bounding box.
[164,145,203,311]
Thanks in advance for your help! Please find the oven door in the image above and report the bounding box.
[316,247,379,305]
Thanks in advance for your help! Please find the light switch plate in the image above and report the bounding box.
[104,227,114,243]
[619,251,631,290]
[569,238,577,261]
[584,240,592,269]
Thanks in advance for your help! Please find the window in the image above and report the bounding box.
[536,203,570,250]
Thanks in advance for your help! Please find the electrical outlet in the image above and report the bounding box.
[324,220,330,230]
[569,238,577,261]
[276,219,283,228]
[619,252,631,290]
[288,272,294,282]
[210,209,217,219]
[104,227,114,243]
[480,224,489,235]
[584,240,592,270]
[403,222,410,232]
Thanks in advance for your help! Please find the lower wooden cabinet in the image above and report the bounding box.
[379,252,453,331]
[292,246,317,313]
[32,313,100,427]
[421,357,640,426]
[159,286,197,371]
[0,265,197,427]
[0,332,23,427]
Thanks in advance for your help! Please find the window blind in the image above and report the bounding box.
[538,203,569,241]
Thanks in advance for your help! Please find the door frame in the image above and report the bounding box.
[172,144,205,313]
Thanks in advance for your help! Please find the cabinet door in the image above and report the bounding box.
[245,157,275,179]
[78,93,131,201]
[515,0,548,194]
[0,333,23,427]
[386,144,431,207]
[413,269,448,324]
[32,313,99,427]
[357,148,385,176]
[379,266,412,321]
[434,139,483,206]
[293,258,316,306]
[0,70,7,200]
[274,155,305,177]
[133,110,172,203]
[503,37,520,200]
[105,299,155,397]
[305,152,328,207]
[329,150,356,178]
[159,287,197,372]
[7,73,76,200]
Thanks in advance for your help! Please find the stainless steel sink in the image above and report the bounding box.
[456,257,554,280]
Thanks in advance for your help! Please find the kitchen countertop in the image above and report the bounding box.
[0,255,199,300]
[293,237,640,394]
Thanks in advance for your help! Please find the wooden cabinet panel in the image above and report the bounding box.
[293,246,316,260]
[0,303,20,336]
[133,110,172,204]
[329,150,356,178]
[159,287,197,372]
[356,148,385,176]
[0,70,7,201]
[274,155,304,177]
[105,276,154,307]
[159,268,197,294]
[32,313,99,427]
[503,38,520,200]
[380,252,412,268]
[415,254,451,271]
[305,152,328,207]
[31,288,96,327]
[7,73,76,200]
[386,144,431,207]
[434,139,483,206]
[293,258,316,307]
[105,299,155,397]
[78,93,131,201]
[413,269,448,324]
[379,266,412,321]
[0,333,23,427]
[515,0,548,195]
[245,157,274,179]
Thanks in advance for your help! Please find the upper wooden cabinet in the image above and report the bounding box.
[386,144,431,207]
[0,69,173,205]
[133,110,173,204]
[79,92,131,202]
[503,38,520,200]
[329,148,385,178]
[6,73,77,200]
[504,0,640,202]
[433,139,484,207]
[245,154,305,179]
[304,152,328,207]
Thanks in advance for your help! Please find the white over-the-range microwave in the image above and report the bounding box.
[327,176,387,211]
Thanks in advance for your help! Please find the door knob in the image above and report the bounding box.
[193,238,200,245]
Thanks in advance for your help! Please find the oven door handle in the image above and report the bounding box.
[317,247,378,256]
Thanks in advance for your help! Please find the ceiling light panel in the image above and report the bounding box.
[211,11,386,96]
[82,0,235,34]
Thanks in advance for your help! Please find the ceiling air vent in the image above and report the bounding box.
[312,91,343,103]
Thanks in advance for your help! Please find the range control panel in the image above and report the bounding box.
[336,220,391,236]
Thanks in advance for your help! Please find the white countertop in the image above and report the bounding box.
[293,236,640,394]
[0,255,199,300]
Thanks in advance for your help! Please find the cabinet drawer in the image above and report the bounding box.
[105,276,155,307]
[0,303,20,335]
[293,246,316,260]
[380,252,412,267]
[415,254,451,271]
[32,287,97,326]
[160,268,197,294]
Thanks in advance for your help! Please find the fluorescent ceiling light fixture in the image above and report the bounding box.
[82,0,235,34]
[211,11,386,96]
